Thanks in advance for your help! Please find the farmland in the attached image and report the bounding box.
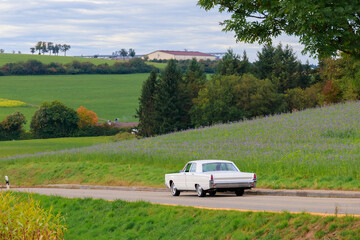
[1,101,359,190]
[0,74,149,126]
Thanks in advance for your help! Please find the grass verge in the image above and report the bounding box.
[8,192,360,240]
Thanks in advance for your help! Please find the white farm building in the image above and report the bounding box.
[144,50,217,61]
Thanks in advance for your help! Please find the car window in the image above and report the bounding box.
[189,163,197,172]
[202,162,238,172]
[184,163,192,172]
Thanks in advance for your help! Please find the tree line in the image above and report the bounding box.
[30,41,71,56]
[0,101,129,141]
[137,43,359,137]
[0,58,153,76]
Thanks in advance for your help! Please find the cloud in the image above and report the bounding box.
[0,0,317,64]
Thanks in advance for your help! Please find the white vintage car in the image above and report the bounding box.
[165,160,257,197]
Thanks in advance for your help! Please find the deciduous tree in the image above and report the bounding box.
[198,0,360,58]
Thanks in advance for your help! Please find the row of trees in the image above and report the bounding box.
[30,42,71,56]
[0,101,125,141]
[136,43,358,137]
[112,48,136,59]
[0,58,153,76]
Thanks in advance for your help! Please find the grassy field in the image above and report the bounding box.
[0,53,125,66]
[0,74,149,125]
[6,192,359,240]
[0,136,114,159]
[0,101,359,190]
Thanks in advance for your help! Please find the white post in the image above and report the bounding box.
[5,176,9,190]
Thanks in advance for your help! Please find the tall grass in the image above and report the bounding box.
[1,101,359,190]
[0,191,66,239]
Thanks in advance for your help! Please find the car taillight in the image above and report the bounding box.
[253,173,257,180]
[211,174,214,181]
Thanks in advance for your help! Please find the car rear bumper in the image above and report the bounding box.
[210,180,256,189]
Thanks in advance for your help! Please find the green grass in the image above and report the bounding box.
[0,106,38,130]
[0,74,149,124]
[145,61,167,69]
[10,192,360,240]
[0,53,125,66]
[0,136,113,159]
[1,101,360,190]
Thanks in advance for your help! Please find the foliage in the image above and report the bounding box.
[0,58,153,76]
[191,74,286,126]
[198,0,360,58]
[0,192,66,239]
[75,124,123,137]
[77,106,98,128]
[216,49,252,76]
[136,70,158,137]
[30,100,79,139]
[153,60,188,134]
[0,112,27,140]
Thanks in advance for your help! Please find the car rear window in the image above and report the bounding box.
[202,162,238,172]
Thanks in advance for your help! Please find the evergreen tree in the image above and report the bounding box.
[153,60,186,134]
[136,70,158,137]
[216,49,242,76]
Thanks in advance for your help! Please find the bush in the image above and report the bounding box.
[0,191,66,239]
[75,123,124,137]
[30,100,79,139]
[77,106,98,128]
[0,112,26,140]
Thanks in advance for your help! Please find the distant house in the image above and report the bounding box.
[143,50,217,61]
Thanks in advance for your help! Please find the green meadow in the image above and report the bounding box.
[1,101,359,190]
[6,192,360,240]
[0,136,113,158]
[0,74,149,125]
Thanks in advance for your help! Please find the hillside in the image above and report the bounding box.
[0,74,148,125]
[0,101,359,190]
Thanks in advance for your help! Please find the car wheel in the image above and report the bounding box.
[196,185,206,197]
[170,182,180,196]
[235,188,244,196]
[208,191,216,196]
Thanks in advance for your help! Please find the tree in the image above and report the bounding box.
[53,44,61,55]
[61,44,71,56]
[136,70,158,137]
[30,100,79,138]
[77,106,98,128]
[30,47,35,54]
[198,0,360,58]
[35,41,42,55]
[128,48,136,58]
[0,112,26,140]
[153,60,186,134]
[47,42,53,55]
[216,49,242,76]
[120,49,128,59]
[41,41,47,55]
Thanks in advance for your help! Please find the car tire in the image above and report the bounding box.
[196,185,206,197]
[208,191,216,196]
[235,188,244,196]
[170,182,180,196]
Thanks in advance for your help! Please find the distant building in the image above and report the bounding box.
[143,50,217,61]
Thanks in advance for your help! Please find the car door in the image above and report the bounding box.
[185,163,197,190]
[175,163,191,190]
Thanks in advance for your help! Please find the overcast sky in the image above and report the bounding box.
[0,0,317,64]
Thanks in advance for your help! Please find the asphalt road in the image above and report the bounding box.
[12,188,360,216]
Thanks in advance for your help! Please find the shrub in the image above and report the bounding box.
[77,106,98,128]
[0,112,26,140]
[75,123,123,137]
[0,191,66,239]
[30,100,79,139]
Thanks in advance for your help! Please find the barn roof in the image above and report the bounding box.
[157,50,215,57]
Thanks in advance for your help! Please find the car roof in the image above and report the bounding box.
[188,160,234,164]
